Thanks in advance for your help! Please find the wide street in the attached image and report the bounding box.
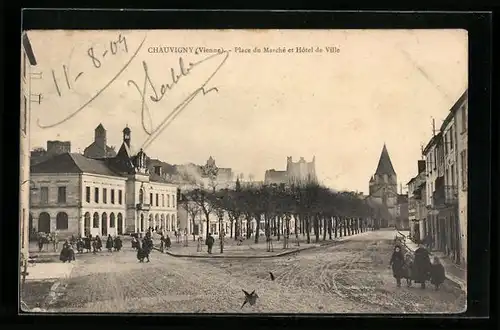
[49,230,466,314]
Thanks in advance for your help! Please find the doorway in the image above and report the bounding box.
[101,213,108,236]
[38,212,50,233]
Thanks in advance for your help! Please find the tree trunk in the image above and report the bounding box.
[323,216,327,241]
[306,215,311,244]
[230,219,234,238]
[192,217,196,241]
[328,216,332,240]
[255,214,261,243]
[205,212,210,237]
[314,214,320,243]
[343,218,347,237]
[277,216,281,241]
[347,218,351,236]
[294,215,299,240]
[234,218,239,240]
[246,215,252,239]
[334,216,338,238]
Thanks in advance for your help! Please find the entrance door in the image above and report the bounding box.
[38,212,51,233]
[101,213,108,236]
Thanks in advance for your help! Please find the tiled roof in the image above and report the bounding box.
[31,153,120,177]
[375,144,396,176]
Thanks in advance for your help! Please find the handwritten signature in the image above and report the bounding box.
[127,50,230,151]
[38,34,145,129]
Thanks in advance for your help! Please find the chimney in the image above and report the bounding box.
[153,165,162,176]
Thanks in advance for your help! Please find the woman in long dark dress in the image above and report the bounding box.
[85,235,92,253]
[389,245,405,287]
[430,256,446,291]
[413,244,432,289]
[106,234,114,252]
[95,235,103,251]
[114,236,123,251]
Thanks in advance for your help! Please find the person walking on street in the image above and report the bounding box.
[389,245,405,287]
[430,256,446,291]
[413,243,432,289]
[206,233,215,254]
[106,234,114,252]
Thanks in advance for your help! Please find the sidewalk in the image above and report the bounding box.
[24,261,75,281]
[396,231,467,291]
[154,230,374,258]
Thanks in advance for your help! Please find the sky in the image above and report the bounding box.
[26,29,468,193]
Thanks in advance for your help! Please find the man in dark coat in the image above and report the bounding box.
[206,233,215,254]
[106,234,114,252]
[389,245,405,287]
[430,256,446,291]
[413,243,432,289]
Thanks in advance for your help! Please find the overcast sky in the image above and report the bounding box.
[26,29,467,193]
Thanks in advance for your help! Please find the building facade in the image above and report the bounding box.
[31,140,71,165]
[422,89,467,266]
[264,156,317,185]
[20,33,37,260]
[368,144,398,227]
[30,127,178,238]
[407,160,427,241]
[455,91,468,267]
[83,123,117,159]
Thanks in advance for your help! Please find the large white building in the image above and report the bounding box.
[20,33,37,260]
[30,127,178,238]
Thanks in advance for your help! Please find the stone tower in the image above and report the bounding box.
[369,144,398,226]
[94,123,107,155]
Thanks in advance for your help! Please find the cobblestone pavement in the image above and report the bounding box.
[48,230,466,314]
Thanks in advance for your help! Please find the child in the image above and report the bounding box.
[389,245,405,287]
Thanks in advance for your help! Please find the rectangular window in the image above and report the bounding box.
[450,164,455,187]
[21,95,28,134]
[94,187,99,203]
[103,188,108,203]
[111,189,115,204]
[156,193,159,207]
[167,194,170,207]
[58,186,67,203]
[172,195,176,208]
[444,134,448,154]
[162,194,165,207]
[86,186,91,203]
[433,148,437,170]
[40,187,49,204]
[150,193,153,205]
[118,190,123,205]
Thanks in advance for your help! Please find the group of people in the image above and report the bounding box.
[131,232,154,262]
[390,242,446,290]
[36,232,59,252]
[74,234,123,254]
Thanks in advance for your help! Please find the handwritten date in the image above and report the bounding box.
[88,34,128,68]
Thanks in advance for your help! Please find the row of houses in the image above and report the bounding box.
[407,89,468,267]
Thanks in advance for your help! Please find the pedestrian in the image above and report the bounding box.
[389,245,405,287]
[206,233,215,254]
[113,236,123,252]
[430,256,446,291]
[85,235,92,253]
[95,235,102,252]
[165,235,171,250]
[197,236,203,252]
[106,234,114,252]
[37,233,44,252]
[412,243,432,289]
[160,233,165,252]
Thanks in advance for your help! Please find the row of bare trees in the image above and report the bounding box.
[180,179,381,245]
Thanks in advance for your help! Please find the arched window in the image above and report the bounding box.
[56,212,69,230]
[148,213,153,228]
[139,189,144,204]
[117,213,123,235]
[110,213,116,228]
[166,214,171,231]
[93,212,99,228]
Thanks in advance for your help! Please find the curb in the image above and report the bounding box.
[153,232,367,259]
[155,245,318,259]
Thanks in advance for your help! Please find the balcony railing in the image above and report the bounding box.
[136,203,151,211]
[432,185,458,208]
